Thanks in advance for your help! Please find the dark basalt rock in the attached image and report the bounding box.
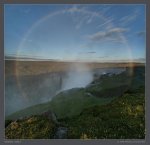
[42,110,59,124]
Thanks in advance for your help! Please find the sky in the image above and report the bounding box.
[4,4,146,62]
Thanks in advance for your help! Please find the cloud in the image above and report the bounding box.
[136,31,145,37]
[98,56,108,58]
[97,18,113,28]
[27,39,33,42]
[66,5,104,29]
[67,5,79,13]
[117,58,145,63]
[78,51,96,55]
[99,5,112,15]
[119,9,140,26]
[67,6,88,29]
[65,5,121,31]
[136,58,145,61]
[23,8,31,14]
[107,27,128,33]
[87,27,128,43]
[86,51,96,54]
[134,58,145,63]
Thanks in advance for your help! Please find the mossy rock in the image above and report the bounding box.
[5,115,57,139]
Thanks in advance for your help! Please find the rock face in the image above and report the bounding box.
[54,127,68,139]
[41,110,68,139]
[42,110,59,124]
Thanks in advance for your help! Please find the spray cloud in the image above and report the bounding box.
[61,63,93,91]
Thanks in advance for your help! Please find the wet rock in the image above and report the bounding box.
[54,127,68,139]
[42,110,59,124]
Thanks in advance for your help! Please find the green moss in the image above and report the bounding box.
[61,90,145,139]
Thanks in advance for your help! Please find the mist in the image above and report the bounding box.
[5,61,126,116]
[61,63,93,91]
[5,73,63,116]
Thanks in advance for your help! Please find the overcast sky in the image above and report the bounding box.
[4,4,146,62]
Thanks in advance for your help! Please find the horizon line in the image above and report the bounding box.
[4,58,145,64]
